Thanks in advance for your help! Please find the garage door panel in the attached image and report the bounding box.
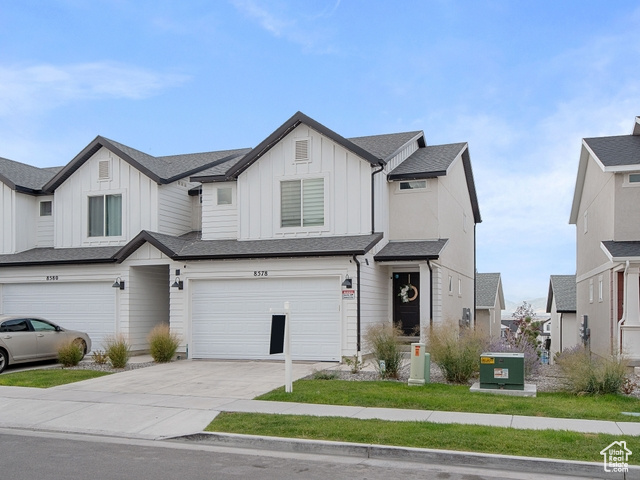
[1,282,115,353]
[191,277,340,361]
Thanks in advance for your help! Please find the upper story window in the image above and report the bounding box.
[88,194,122,237]
[626,173,640,185]
[281,178,324,228]
[39,201,52,217]
[399,180,427,191]
[217,187,232,205]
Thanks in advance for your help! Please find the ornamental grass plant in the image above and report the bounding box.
[427,322,485,383]
[364,322,403,379]
[104,334,131,369]
[555,346,629,395]
[147,324,180,363]
[57,340,84,367]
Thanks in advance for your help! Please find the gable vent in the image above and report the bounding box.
[295,138,310,162]
[98,160,111,180]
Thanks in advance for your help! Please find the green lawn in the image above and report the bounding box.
[208,412,640,464]
[0,369,111,388]
[257,379,640,422]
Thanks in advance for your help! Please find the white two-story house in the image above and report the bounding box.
[569,116,640,361]
[0,112,481,361]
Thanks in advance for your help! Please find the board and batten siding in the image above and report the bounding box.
[201,182,238,240]
[54,147,160,248]
[14,193,36,253]
[158,180,196,237]
[237,124,372,240]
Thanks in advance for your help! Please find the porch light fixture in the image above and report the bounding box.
[341,275,353,288]
[172,276,184,290]
[112,277,125,290]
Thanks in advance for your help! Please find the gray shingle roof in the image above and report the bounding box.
[115,230,383,262]
[476,273,502,309]
[0,156,62,193]
[190,154,249,181]
[602,241,640,260]
[584,135,640,168]
[349,131,424,161]
[388,143,467,179]
[0,246,120,267]
[546,275,576,313]
[374,239,448,261]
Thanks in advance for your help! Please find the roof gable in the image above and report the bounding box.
[546,274,576,313]
[224,112,387,180]
[43,136,250,192]
[476,273,505,309]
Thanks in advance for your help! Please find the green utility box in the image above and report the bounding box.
[479,352,525,390]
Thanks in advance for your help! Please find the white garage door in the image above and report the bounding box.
[191,276,341,361]
[1,282,116,352]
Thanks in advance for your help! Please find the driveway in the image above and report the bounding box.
[54,359,327,399]
[0,359,328,439]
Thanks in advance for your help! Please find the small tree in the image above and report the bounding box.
[511,301,542,355]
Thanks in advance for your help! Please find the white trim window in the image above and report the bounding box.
[217,187,232,205]
[281,178,324,227]
[598,275,603,303]
[39,201,52,217]
[88,194,122,237]
[448,275,453,295]
[398,180,427,191]
[589,278,594,304]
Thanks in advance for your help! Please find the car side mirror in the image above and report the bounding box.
[55,326,62,332]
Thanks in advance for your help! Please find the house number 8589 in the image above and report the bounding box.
[254,271,268,276]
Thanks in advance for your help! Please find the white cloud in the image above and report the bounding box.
[230,0,341,53]
[0,62,189,116]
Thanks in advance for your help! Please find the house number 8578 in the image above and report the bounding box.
[254,271,268,276]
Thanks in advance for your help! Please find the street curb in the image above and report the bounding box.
[174,432,640,479]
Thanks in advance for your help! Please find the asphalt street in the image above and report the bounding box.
[0,429,605,480]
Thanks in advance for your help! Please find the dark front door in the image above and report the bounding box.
[393,272,420,335]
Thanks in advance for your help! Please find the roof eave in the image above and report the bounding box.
[114,231,180,263]
[387,171,446,181]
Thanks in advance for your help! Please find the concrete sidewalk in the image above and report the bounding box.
[1,358,639,439]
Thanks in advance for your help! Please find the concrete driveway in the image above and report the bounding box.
[0,359,328,439]
[54,359,326,399]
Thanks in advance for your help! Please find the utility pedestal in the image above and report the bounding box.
[408,343,426,386]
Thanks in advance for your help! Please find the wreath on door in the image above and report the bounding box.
[398,274,418,303]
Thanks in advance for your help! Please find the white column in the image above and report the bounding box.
[625,267,640,326]
[419,262,431,344]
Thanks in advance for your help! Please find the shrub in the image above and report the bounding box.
[486,335,541,378]
[148,324,180,363]
[428,322,486,384]
[312,369,339,380]
[104,335,131,369]
[364,322,403,379]
[343,354,365,374]
[92,350,109,365]
[555,346,629,395]
[57,340,84,367]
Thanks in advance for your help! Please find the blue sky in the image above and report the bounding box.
[1,1,640,304]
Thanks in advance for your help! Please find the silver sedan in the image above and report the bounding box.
[0,316,92,373]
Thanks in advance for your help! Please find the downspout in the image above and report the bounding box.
[559,313,563,353]
[618,260,630,353]
[371,162,385,234]
[427,259,433,330]
[353,254,362,352]
[473,223,477,329]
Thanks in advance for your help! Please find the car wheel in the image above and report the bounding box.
[0,350,7,374]
[73,339,87,360]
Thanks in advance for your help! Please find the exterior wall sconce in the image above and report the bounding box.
[341,275,352,288]
[172,277,184,290]
[112,277,125,290]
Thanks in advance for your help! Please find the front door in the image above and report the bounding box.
[393,272,420,335]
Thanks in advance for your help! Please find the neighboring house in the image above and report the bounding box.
[0,112,481,361]
[569,116,640,361]
[475,272,505,340]
[546,274,577,361]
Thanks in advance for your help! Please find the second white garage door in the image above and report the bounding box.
[0,282,116,352]
[191,276,341,361]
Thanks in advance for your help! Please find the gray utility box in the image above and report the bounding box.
[479,352,525,390]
